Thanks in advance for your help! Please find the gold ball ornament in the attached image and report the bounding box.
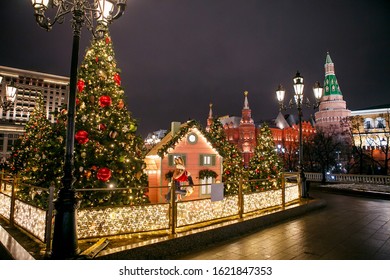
[98,70,107,80]
[117,99,125,109]
[84,170,92,179]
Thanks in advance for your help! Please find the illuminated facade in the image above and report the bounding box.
[0,65,69,159]
[206,91,316,168]
[272,113,316,171]
[351,106,390,149]
[350,105,390,174]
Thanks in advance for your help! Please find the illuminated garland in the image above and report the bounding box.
[157,119,201,158]
[0,184,300,241]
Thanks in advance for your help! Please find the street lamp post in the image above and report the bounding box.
[30,0,127,259]
[0,75,18,111]
[276,72,323,198]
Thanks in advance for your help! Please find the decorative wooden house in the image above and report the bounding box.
[145,120,223,203]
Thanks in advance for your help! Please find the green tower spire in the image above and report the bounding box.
[323,52,342,96]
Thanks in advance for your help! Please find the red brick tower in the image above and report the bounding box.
[238,91,257,166]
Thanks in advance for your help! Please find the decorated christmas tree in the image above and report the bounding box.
[247,123,283,191]
[8,94,64,207]
[74,31,149,207]
[205,118,244,194]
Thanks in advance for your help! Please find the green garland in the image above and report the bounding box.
[157,119,201,158]
[199,169,218,179]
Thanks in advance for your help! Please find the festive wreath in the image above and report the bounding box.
[199,169,218,179]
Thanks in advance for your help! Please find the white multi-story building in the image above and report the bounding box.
[0,65,69,159]
[351,105,390,149]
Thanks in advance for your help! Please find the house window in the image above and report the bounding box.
[200,177,214,195]
[168,154,186,166]
[200,154,216,166]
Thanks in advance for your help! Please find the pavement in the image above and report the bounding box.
[176,187,390,260]
[1,183,390,260]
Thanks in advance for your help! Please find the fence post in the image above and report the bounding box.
[170,186,176,235]
[10,175,18,226]
[281,173,286,209]
[45,184,55,256]
[0,169,3,192]
[238,178,243,219]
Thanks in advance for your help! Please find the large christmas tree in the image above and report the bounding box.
[73,31,149,207]
[247,123,283,191]
[205,118,244,195]
[8,94,64,207]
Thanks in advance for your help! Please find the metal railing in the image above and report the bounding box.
[304,172,390,185]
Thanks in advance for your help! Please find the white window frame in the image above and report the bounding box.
[200,177,213,195]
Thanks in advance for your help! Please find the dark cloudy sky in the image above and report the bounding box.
[0,1,389,137]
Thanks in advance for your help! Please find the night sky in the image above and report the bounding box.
[0,1,389,137]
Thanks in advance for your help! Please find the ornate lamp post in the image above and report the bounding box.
[0,76,18,111]
[30,0,127,259]
[276,72,323,198]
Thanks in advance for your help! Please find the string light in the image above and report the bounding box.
[0,193,11,219]
[14,200,47,241]
[1,183,299,240]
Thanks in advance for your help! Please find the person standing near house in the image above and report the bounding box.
[165,157,194,202]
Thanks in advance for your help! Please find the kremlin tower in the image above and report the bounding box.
[207,91,257,167]
[206,103,213,132]
[238,91,256,165]
[314,52,351,136]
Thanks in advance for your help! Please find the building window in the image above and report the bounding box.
[200,177,214,195]
[366,137,375,147]
[168,154,186,167]
[200,154,216,166]
[7,134,20,152]
[376,118,386,129]
[364,118,374,129]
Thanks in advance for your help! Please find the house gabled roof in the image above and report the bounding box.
[146,120,221,158]
[275,112,290,129]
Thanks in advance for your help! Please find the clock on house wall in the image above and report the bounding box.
[187,133,198,144]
